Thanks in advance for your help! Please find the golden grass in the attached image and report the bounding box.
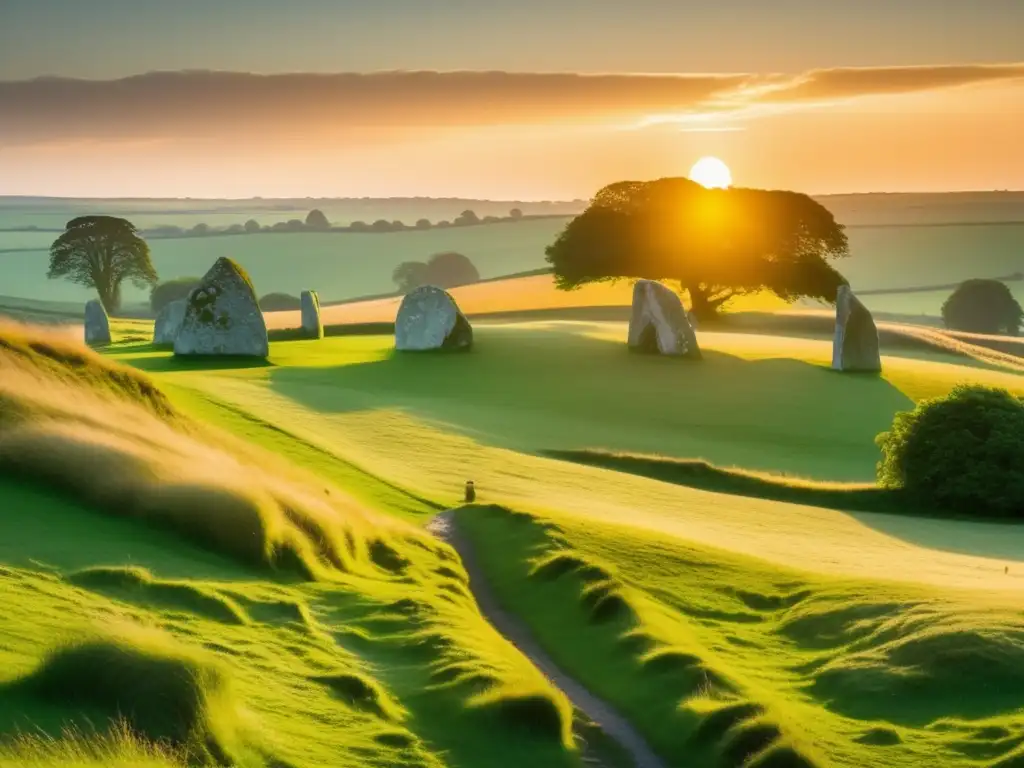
[262,275,788,329]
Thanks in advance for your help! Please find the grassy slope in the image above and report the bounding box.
[97,321,1024,767]
[0,324,585,768]
[458,505,1024,768]
[105,326,1024,591]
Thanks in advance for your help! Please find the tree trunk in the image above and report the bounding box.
[96,282,121,315]
[686,283,714,322]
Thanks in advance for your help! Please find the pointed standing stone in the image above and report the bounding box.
[394,285,472,352]
[300,290,323,339]
[174,257,268,357]
[84,299,111,346]
[832,285,882,372]
[153,299,187,346]
[627,280,701,358]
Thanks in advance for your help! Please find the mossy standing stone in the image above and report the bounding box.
[300,290,323,339]
[832,285,882,372]
[174,257,268,357]
[394,285,472,352]
[84,299,111,346]
[627,280,701,358]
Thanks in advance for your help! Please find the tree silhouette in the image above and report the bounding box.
[545,177,850,320]
[392,252,480,293]
[455,210,479,226]
[942,279,1023,336]
[415,218,432,229]
[244,219,261,233]
[509,208,524,219]
[305,209,330,230]
[48,216,158,314]
[392,261,431,293]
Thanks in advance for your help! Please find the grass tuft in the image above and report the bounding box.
[68,566,249,626]
[311,672,405,723]
[5,625,240,765]
[0,720,181,768]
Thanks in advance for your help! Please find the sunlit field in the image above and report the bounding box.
[2,189,1024,768]
[1,213,1021,314]
[3,298,1024,767]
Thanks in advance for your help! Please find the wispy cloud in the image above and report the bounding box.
[2,64,1022,146]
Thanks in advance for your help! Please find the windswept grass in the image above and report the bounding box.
[4,626,241,764]
[0,322,583,767]
[458,505,1024,768]
[0,721,180,768]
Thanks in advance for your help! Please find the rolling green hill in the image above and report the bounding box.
[3,283,1024,766]
[0,323,596,768]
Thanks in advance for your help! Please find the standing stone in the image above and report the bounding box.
[832,285,882,372]
[174,257,268,358]
[628,280,701,358]
[84,300,111,346]
[300,290,323,339]
[153,299,187,346]
[394,285,472,352]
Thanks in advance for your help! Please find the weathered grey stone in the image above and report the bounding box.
[153,299,186,346]
[394,285,472,352]
[84,299,111,346]
[174,258,268,358]
[627,280,701,358]
[832,285,881,372]
[300,290,323,339]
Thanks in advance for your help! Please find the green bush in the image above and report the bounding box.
[876,384,1024,517]
[150,277,201,314]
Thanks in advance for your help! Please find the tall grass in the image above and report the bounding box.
[0,321,433,581]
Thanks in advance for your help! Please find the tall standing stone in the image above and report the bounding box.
[153,299,187,346]
[832,285,882,372]
[174,257,268,358]
[300,290,323,339]
[627,280,701,358]
[84,300,111,346]
[394,285,472,352]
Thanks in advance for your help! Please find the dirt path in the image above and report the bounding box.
[427,511,669,768]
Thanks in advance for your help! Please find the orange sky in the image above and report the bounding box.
[2,66,1022,198]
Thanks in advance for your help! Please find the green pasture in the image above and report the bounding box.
[458,505,1024,768]
[1,217,1022,316]
[0,219,566,306]
[3,307,1024,767]
[0,324,593,768]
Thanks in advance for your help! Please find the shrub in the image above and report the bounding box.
[941,279,1023,336]
[259,292,302,311]
[243,219,261,233]
[150,277,202,314]
[305,209,330,230]
[876,384,1024,517]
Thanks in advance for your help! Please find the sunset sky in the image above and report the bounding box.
[2,0,1023,199]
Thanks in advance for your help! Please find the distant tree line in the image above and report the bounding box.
[139,207,535,240]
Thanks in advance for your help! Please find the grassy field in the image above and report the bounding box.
[458,505,1024,768]
[1,209,1022,314]
[0,219,568,307]
[4,294,1024,766]
[0,322,602,768]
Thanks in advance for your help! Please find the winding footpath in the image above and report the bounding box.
[427,511,669,768]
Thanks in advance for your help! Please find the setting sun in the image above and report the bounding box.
[689,156,733,189]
